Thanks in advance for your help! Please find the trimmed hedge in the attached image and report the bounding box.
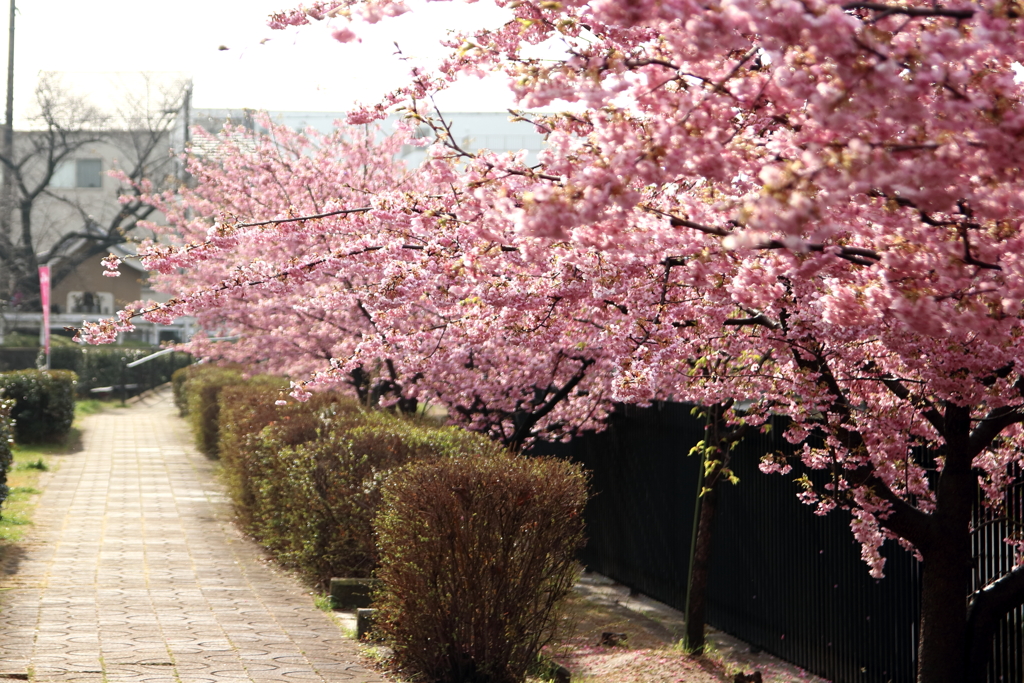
[184,367,246,457]
[171,366,195,416]
[373,453,588,683]
[0,370,77,444]
[178,364,589,663]
[217,379,329,520]
[0,348,39,372]
[0,394,13,509]
[176,369,514,585]
[241,412,506,585]
[51,346,192,397]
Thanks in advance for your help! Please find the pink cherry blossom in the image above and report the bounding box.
[80,2,1024,678]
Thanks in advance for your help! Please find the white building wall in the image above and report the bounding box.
[187,109,547,165]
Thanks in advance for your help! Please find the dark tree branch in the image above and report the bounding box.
[235,207,374,228]
[655,209,883,266]
[506,356,595,449]
[2,75,190,303]
[967,564,1024,682]
[876,372,945,435]
[791,345,935,548]
[843,2,975,19]
[959,227,1002,270]
[724,314,779,329]
[968,406,1024,461]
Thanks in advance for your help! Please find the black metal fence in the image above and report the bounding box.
[533,402,1022,683]
[0,347,40,371]
[973,466,1024,683]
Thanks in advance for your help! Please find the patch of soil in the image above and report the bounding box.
[543,591,729,683]
[541,574,827,683]
[356,574,827,683]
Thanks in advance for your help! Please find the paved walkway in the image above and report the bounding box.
[0,388,383,683]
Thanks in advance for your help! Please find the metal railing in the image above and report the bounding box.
[533,402,1020,683]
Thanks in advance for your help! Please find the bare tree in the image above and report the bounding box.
[0,72,188,310]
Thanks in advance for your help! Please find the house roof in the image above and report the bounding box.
[38,239,148,274]
[108,243,148,273]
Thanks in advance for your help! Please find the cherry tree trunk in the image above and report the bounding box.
[917,542,971,683]
[684,403,729,654]
[916,432,974,683]
[685,477,719,653]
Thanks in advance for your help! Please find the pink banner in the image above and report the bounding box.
[39,265,50,368]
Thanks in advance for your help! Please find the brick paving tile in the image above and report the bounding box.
[0,388,384,683]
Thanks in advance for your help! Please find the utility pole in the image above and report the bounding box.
[1,0,14,271]
[184,82,191,148]
[2,0,13,234]
[0,0,13,342]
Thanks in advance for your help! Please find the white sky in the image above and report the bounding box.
[4,0,516,125]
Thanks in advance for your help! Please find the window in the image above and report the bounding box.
[75,159,102,188]
[51,159,102,189]
[67,291,114,315]
[158,330,181,344]
[51,162,74,188]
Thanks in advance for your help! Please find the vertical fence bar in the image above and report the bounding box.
[535,403,1023,683]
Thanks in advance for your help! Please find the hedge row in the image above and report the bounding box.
[0,369,78,514]
[0,395,13,510]
[178,366,588,683]
[376,454,588,683]
[0,346,191,397]
[177,367,509,583]
[52,346,192,397]
[0,370,77,444]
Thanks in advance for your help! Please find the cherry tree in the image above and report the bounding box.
[83,0,1024,679]
[115,116,624,444]
[127,119,421,407]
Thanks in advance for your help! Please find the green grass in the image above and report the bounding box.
[313,593,334,612]
[0,421,84,546]
[76,398,128,417]
[75,399,109,417]
[0,453,51,542]
[15,458,48,472]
